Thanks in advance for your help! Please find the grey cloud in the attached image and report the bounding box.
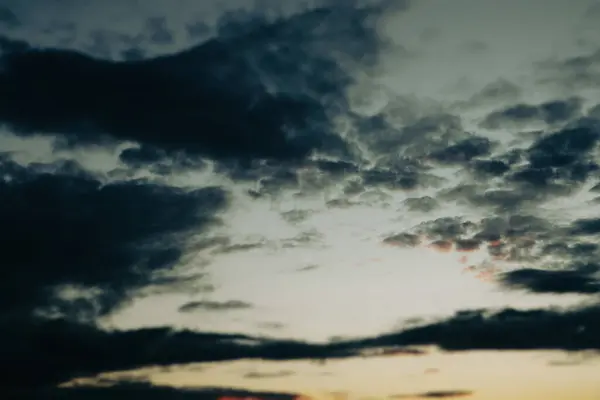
[0,158,227,322]
[403,196,438,212]
[178,300,253,313]
[458,79,521,109]
[343,304,600,352]
[243,370,295,379]
[537,48,600,89]
[499,268,600,294]
[391,390,473,399]
[439,121,600,214]
[428,136,494,165]
[0,315,368,390]
[470,159,510,178]
[0,1,399,164]
[480,97,583,130]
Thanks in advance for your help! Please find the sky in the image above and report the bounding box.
[1,0,600,399]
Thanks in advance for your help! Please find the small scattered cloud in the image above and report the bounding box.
[243,370,295,379]
[480,97,583,129]
[390,390,473,399]
[178,300,254,313]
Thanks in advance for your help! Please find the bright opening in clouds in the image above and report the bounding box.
[1,0,600,399]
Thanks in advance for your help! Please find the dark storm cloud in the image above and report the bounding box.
[0,316,367,390]
[526,125,599,168]
[0,1,397,163]
[360,166,422,191]
[0,33,28,53]
[178,300,253,313]
[428,136,493,165]
[344,304,600,352]
[0,158,227,321]
[7,380,299,400]
[391,390,473,399]
[118,145,207,175]
[470,159,510,178]
[436,121,600,213]
[570,217,600,235]
[499,268,600,294]
[480,97,583,129]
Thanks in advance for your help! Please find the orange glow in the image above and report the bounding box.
[427,240,453,252]
[295,395,316,400]
[474,267,499,282]
[462,265,477,273]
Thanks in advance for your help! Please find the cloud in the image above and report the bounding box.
[526,124,599,168]
[499,268,600,294]
[345,304,600,352]
[0,1,398,163]
[178,300,253,313]
[0,315,371,390]
[20,302,595,390]
[403,196,438,212]
[537,49,600,89]
[480,97,583,129]
[428,136,493,165]
[118,144,207,175]
[8,381,299,400]
[0,158,227,322]
[243,370,295,379]
[457,79,521,109]
[390,390,473,399]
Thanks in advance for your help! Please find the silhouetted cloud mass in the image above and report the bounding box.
[0,2,393,163]
[391,390,473,399]
[345,305,600,352]
[2,0,600,397]
[8,381,299,400]
[499,268,600,294]
[0,157,227,322]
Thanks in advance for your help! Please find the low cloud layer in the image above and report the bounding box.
[0,158,226,321]
[346,304,600,352]
[2,0,600,397]
[0,1,395,163]
[8,381,299,400]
